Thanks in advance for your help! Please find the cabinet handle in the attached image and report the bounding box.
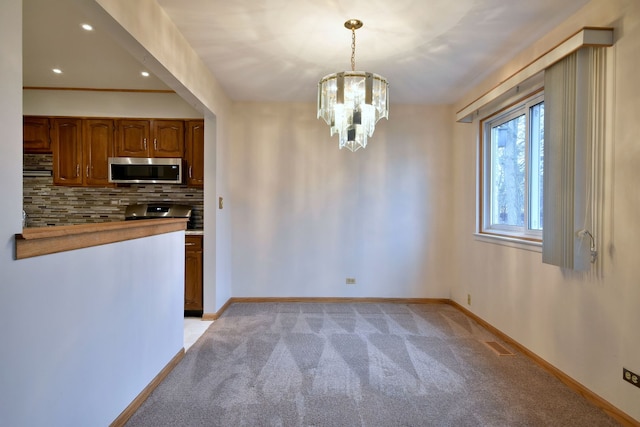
[86,165,89,177]
[76,164,80,177]
[154,138,157,150]
[185,242,196,246]
[143,138,147,150]
[189,166,192,178]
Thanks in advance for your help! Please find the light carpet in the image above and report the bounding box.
[125,302,619,426]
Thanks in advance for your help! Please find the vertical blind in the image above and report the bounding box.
[542,47,607,271]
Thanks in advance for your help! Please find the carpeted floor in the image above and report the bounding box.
[125,302,620,426]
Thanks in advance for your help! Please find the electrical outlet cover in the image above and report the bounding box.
[623,368,640,389]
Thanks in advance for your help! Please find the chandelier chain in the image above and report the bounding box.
[351,28,356,71]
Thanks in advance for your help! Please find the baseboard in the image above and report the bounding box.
[448,301,638,427]
[202,297,235,320]
[110,348,185,427]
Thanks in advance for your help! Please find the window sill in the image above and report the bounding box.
[474,232,542,252]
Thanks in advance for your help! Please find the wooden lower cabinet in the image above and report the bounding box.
[184,235,203,314]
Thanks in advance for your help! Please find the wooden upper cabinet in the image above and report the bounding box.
[51,118,83,186]
[52,118,114,187]
[115,119,150,157]
[43,116,195,187]
[23,116,52,153]
[115,119,184,158]
[185,120,204,188]
[152,120,185,158]
[83,119,114,186]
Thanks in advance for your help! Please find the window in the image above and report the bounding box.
[480,91,544,241]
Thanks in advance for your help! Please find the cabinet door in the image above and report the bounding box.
[184,236,203,312]
[185,120,204,187]
[83,119,114,186]
[116,119,150,157]
[152,120,184,158]
[23,116,52,153]
[52,118,83,186]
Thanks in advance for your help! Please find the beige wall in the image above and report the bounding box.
[228,102,453,299]
[23,89,202,118]
[450,0,640,421]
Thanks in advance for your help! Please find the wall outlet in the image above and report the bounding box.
[467,294,471,305]
[623,368,640,388]
[346,277,356,285]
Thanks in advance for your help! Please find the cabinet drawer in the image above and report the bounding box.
[185,235,202,250]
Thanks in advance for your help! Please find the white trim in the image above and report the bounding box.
[473,233,542,252]
[456,28,613,123]
[480,91,544,240]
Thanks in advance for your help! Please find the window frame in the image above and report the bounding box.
[479,89,544,243]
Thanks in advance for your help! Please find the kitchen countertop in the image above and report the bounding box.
[15,218,188,260]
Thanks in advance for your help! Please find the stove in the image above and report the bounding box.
[124,203,194,228]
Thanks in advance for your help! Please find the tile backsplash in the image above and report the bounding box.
[23,154,204,229]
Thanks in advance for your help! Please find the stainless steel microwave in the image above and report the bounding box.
[108,157,183,184]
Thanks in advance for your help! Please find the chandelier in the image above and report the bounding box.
[317,19,389,152]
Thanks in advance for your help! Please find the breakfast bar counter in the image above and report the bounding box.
[14,218,188,260]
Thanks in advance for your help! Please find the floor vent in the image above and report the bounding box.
[484,341,515,356]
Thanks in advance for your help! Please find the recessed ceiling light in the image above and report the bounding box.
[141,71,150,77]
[81,23,93,31]
[52,68,62,74]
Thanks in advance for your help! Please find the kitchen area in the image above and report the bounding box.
[23,151,203,229]
[3,1,225,424]
[20,0,216,321]
[22,114,206,316]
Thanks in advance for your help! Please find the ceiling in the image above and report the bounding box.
[23,0,590,105]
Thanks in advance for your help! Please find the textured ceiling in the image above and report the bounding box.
[23,0,590,105]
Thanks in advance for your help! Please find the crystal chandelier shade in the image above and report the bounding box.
[317,20,389,152]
